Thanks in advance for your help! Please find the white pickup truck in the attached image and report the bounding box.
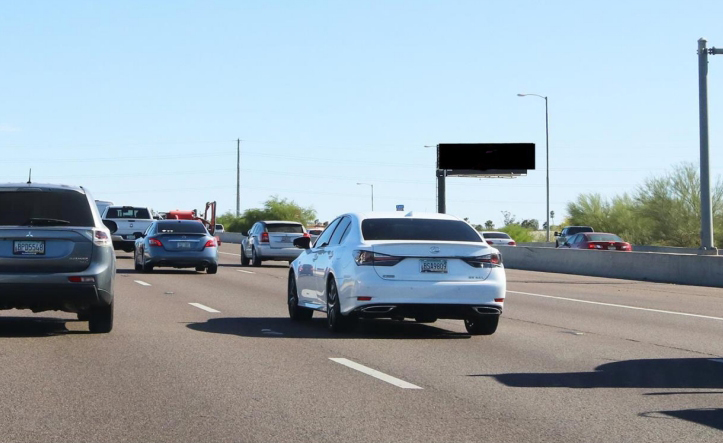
[102,206,156,252]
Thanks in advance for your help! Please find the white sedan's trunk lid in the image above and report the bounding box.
[370,241,494,282]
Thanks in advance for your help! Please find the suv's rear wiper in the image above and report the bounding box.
[22,218,71,226]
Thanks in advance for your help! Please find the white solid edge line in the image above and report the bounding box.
[329,358,422,389]
[237,270,255,274]
[134,280,151,286]
[188,303,221,313]
[219,252,241,256]
[508,290,723,322]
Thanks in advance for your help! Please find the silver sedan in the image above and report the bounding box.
[134,220,219,273]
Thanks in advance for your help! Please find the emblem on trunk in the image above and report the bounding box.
[429,246,440,254]
[26,232,33,237]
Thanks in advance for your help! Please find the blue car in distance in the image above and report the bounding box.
[134,220,218,273]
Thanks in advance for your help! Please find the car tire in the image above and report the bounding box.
[326,279,356,332]
[195,265,205,272]
[555,241,559,248]
[288,273,313,321]
[207,264,218,274]
[415,316,437,323]
[88,301,114,333]
[241,247,250,266]
[464,315,499,335]
[142,260,153,273]
[77,310,90,321]
[251,248,262,267]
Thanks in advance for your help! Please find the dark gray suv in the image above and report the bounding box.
[0,183,116,332]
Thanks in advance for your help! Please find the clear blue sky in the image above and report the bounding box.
[3,0,723,228]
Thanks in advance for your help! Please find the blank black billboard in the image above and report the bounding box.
[437,143,535,171]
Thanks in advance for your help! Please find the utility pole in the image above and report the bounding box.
[436,169,446,214]
[698,38,720,253]
[236,138,240,217]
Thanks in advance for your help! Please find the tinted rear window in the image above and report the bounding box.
[157,221,207,233]
[568,227,593,235]
[483,233,511,239]
[308,229,323,235]
[586,234,622,242]
[361,218,482,242]
[0,189,94,227]
[105,207,151,219]
[266,223,304,233]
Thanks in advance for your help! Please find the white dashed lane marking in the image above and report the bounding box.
[329,358,422,390]
[134,280,151,286]
[237,270,255,274]
[188,303,221,313]
[509,290,723,322]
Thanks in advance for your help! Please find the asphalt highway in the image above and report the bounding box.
[1,243,722,442]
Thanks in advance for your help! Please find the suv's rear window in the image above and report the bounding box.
[266,223,304,233]
[361,218,482,242]
[157,221,207,234]
[483,233,511,239]
[105,207,151,219]
[0,189,94,227]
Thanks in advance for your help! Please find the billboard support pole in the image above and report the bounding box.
[436,169,446,214]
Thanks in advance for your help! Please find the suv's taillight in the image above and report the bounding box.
[260,232,269,243]
[353,250,403,266]
[463,253,503,268]
[149,238,163,247]
[93,229,111,247]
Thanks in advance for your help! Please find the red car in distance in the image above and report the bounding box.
[559,232,632,251]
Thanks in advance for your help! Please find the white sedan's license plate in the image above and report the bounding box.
[420,259,447,273]
[14,240,45,255]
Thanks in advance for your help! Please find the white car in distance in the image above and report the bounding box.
[287,212,506,335]
[481,231,517,246]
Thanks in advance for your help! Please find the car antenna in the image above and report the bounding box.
[27,168,32,184]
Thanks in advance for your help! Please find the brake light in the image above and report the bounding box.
[205,239,217,248]
[354,250,403,266]
[68,276,95,283]
[463,253,503,268]
[508,241,516,245]
[261,232,269,243]
[149,238,163,247]
[588,243,596,249]
[93,229,111,247]
[303,232,311,238]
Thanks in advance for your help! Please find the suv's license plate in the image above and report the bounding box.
[14,240,46,255]
[421,259,447,273]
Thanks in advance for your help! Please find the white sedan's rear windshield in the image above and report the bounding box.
[483,233,511,239]
[362,219,482,242]
[266,223,304,233]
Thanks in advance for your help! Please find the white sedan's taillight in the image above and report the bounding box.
[353,250,403,266]
[93,229,112,247]
[463,253,503,268]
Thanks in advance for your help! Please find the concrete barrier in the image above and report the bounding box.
[218,232,246,244]
[517,242,706,255]
[497,245,723,288]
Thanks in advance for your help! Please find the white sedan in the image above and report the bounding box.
[287,212,506,335]
[480,231,517,246]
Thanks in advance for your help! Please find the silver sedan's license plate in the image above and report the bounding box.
[420,259,447,273]
[14,240,45,255]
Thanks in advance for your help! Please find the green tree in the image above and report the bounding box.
[484,220,495,230]
[216,196,317,233]
[499,224,534,242]
[520,219,539,230]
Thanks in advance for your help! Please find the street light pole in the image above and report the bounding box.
[518,93,550,241]
[357,182,374,211]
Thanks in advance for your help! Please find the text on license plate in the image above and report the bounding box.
[177,242,192,248]
[14,240,46,255]
[420,259,447,273]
